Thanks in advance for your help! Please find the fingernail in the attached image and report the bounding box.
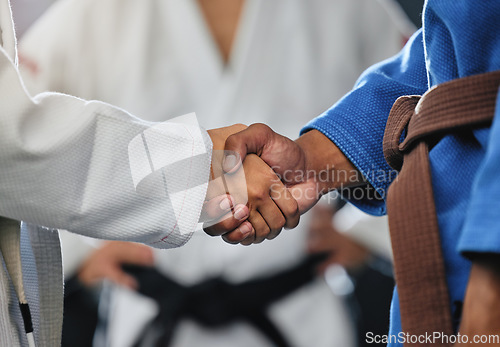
[219,197,232,211]
[234,206,248,220]
[239,223,252,236]
[223,154,237,172]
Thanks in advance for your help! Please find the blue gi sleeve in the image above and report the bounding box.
[301,30,428,216]
[458,89,500,255]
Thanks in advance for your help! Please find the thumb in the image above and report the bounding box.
[223,123,274,172]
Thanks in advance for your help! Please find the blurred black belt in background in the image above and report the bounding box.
[123,252,328,347]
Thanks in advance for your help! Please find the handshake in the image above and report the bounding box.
[203,124,362,245]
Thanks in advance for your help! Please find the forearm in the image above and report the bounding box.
[0,48,209,247]
[457,254,500,344]
[296,130,364,194]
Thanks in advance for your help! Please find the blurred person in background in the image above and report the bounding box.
[0,0,262,346]
[18,0,414,346]
[308,198,394,347]
[305,4,423,344]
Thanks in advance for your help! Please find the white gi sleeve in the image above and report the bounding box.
[0,6,211,249]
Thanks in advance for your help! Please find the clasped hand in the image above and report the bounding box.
[203,123,356,245]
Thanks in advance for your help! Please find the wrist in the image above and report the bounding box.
[295,130,362,194]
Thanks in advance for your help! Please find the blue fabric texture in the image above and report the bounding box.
[459,90,500,254]
[303,31,428,215]
[302,1,500,345]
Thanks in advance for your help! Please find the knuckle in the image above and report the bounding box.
[241,233,255,245]
[286,200,299,219]
[273,216,286,231]
[248,186,267,202]
[255,223,270,239]
[284,215,298,229]
[268,172,281,184]
[261,225,271,238]
[280,217,286,229]
[267,230,282,240]
[257,191,268,202]
[274,225,284,234]
[252,123,271,134]
[253,231,267,243]
[225,134,237,148]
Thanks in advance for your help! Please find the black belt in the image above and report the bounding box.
[123,252,329,347]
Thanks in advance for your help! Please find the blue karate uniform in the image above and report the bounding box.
[303,1,500,345]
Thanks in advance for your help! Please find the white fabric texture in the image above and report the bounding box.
[0,0,212,345]
[18,0,410,346]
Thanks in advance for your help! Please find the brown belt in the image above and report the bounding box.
[383,70,500,346]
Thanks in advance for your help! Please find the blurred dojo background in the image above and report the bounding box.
[11,0,424,346]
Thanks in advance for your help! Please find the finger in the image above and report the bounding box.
[257,199,286,241]
[240,228,256,246]
[269,182,300,230]
[223,123,275,172]
[246,211,271,244]
[221,221,254,244]
[204,204,249,236]
[200,194,235,222]
[223,212,270,245]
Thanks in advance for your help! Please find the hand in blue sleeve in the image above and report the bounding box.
[302,30,428,215]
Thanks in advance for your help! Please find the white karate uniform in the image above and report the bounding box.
[0,0,212,345]
[19,0,411,346]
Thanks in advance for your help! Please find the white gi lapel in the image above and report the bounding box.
[204,0,262,126]
[162,0,222,117]
[23,223,63,347]
[0,218,36,347]
[0,4,34,346]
